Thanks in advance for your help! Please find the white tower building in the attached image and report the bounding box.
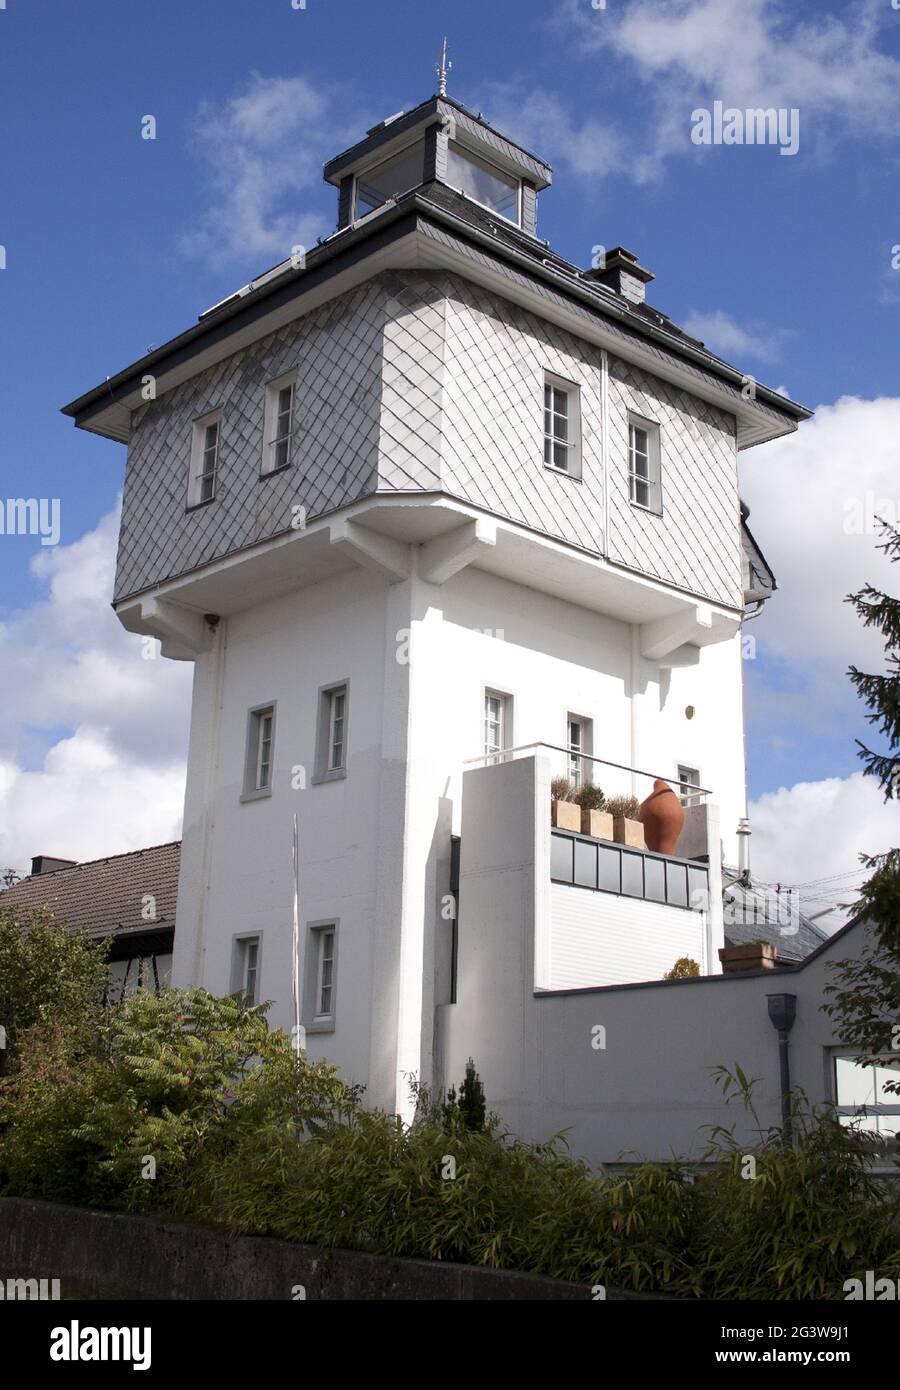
[64,88,809,1125]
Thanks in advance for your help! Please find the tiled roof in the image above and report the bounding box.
[0,842,180,939]
[723,880,830,963]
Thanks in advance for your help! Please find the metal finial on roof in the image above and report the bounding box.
[436,37,451,97]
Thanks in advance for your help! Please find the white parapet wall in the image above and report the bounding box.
[438,750,868,1168]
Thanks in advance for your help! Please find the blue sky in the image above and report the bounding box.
[0,0,897,905]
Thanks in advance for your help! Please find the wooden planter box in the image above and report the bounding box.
[613,815,645,850]
[551,800,581,832]
[581,808,614,840]
[718,943,776,973]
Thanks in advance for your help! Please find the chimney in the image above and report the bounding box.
[585,246,654,305]
[31,855,78,876]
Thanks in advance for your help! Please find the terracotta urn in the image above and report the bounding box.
[638,778,685,855]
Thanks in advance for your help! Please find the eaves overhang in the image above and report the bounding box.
[62,190,811,449]
[323,94,553,190]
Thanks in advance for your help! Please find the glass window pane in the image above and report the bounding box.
[551,832,574,883]
[446,142,519,220]
[356,143,424,217]
[835,1056,877,1108]
[644,856,666,903]
[688,866,709,910]
[597,844,621,893]
[621,851,643,898]
[574,839,597,888]
[666,862,688,908]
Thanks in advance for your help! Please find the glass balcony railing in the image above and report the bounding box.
[551,827,709,912]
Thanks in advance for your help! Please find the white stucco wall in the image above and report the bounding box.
[173,555,748,1117]
[440,753,866,1168]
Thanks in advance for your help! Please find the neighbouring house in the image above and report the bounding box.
[0,845,178,1000]
[59,80,890,1165]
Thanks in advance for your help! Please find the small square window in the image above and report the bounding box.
[188,412,221,507]
[313,683,349,784]
[628,415,662,512]
[262,374,296,474]
[678,764,702,809]
[242,704,276,801]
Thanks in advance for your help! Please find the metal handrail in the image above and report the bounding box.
[462,740,712,797]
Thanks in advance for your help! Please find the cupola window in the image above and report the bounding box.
[354,142,424,219]
[445,140,520,223]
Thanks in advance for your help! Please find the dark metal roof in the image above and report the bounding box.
[723,880,830,963]
[61,185,812,438]
[323,94,553,188]
[0,841,180,940]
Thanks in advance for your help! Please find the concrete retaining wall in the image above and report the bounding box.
[0,1198,636,1300]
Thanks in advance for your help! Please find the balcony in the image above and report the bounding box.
[457,747,724,994]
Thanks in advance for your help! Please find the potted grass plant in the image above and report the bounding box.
[550,776,581,832]
[573,782,613,840]
[606,794,646,849]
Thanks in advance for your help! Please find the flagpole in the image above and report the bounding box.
[291,812,302,1057]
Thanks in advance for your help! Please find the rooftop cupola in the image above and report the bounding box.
[322,47,552,238]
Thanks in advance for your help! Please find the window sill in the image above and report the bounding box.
[239,787,273,804]
[304,1017,335,1034]
[629,499,663,517]
[186,496,217,514]
[543,462,582,481]
[311,768,347,786]
[259,462,293,480]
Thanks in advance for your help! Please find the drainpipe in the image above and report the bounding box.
[767,993,797,1146]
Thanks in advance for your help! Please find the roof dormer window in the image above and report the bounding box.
[445,140,520,224]
[353,141,424,220]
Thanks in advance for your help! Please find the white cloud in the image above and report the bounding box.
[488,0,900,183]
[0,730,186,873]
[180,73,362,269]
[750,771,896,928]
[740,394,899,675]
[682,309,784,362]
[0,506,191,873]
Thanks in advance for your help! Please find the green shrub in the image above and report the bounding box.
[0,908,109,1074]
[665,957,701,980]
[3,987,899,1299]
[573,782,606,811]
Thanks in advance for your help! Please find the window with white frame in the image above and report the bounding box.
[568,715,592,788]
[543,375,581,476]
[316,927,336,1018]
[237,936,260,1007]
[628,416,662,512]
[188,412,221,507]
[678,764,701,809]
[242,704,276,800]
[313,682,349,783]
[484,689,512,761]
[262,375,295,474]
[834,1051,900,1139]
